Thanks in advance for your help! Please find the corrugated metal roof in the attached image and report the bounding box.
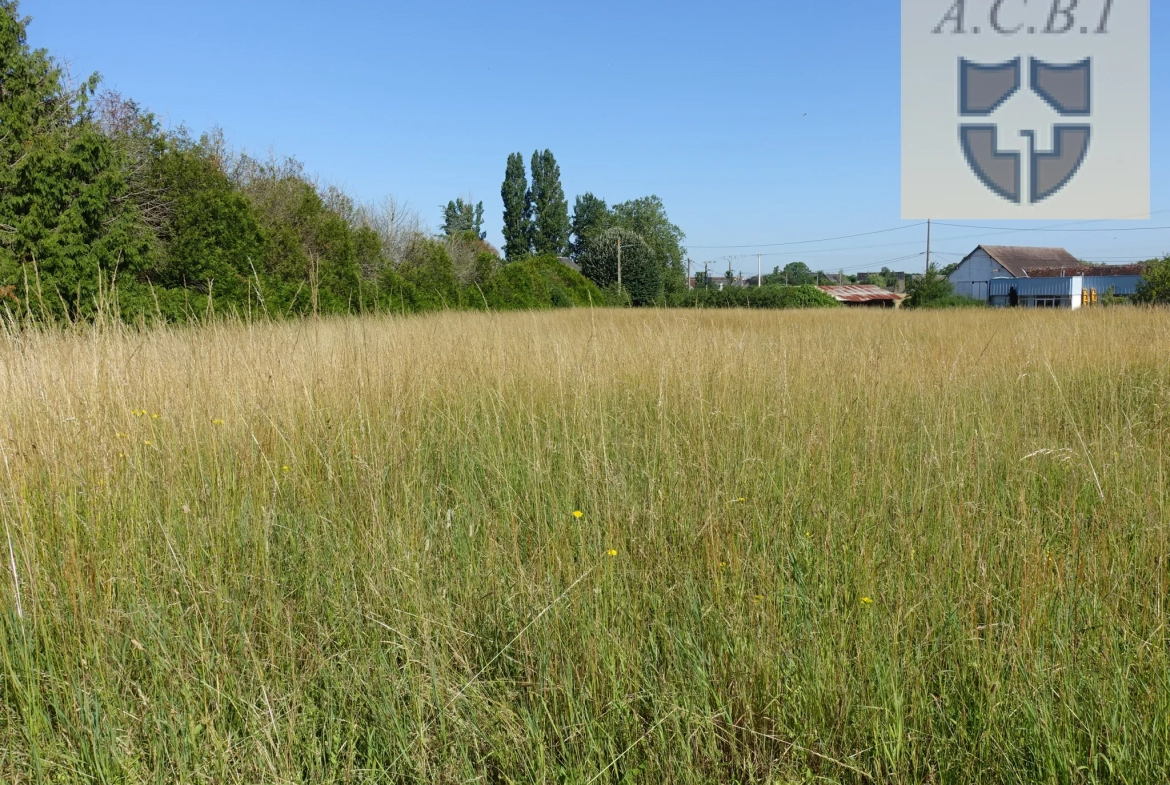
[980,246,1081,277]
[1026,264,1147,278]
[817,285,906,303]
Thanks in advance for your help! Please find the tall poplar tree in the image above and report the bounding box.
[501,152,531,261]
[530,149,569,257]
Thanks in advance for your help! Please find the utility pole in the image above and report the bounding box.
[757,254,762,287]
[926,219,932,273]
[617,238,622,291]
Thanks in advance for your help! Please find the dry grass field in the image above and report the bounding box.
[1,307,1168,783]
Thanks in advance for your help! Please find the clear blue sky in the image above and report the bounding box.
[20,0,1170,274]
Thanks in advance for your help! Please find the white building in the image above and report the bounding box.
[947,246,1081,301]
[948,245,1148,307]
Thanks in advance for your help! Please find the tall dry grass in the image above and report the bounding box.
[0,307,1168,783]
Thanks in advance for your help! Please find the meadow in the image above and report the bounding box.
[0,307,1167,784]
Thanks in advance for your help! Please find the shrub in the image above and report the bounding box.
[396,238,460,311]
[668,284,839,309]
[904,264,957,308]
[910,294,986,309]
[480,256,602,310]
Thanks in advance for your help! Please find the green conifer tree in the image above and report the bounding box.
[0,1,153,317]
[442,198,485,239]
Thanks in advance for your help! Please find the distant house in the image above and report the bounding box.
[818,285,907,308]
[948,245,1146,307]
[557,257,581,272]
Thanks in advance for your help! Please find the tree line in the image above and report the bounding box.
[0,3,616,321]
[0,2,843,322]
[499,150,696,306]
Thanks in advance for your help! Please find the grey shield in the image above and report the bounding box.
[960,58,1021,116]
[1026,126,1092,202]
[960,126,1021,203]
[1031,58,1091,116]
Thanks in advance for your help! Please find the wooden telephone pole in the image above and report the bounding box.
[926,219,932,272]
[617,238,622,291]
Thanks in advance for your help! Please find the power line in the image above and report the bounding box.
[690,209,1170,273]
[693,224,1161,264]
[687,223,925,249]
[935,222,1170,233]
[687,209,1170,258]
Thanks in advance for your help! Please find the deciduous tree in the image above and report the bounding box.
[610,196,686,293]
[1134,257,1170,304]
[579,227,661,305]
[570,193,609,259]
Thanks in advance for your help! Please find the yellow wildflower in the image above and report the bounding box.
[607,549,618,558]
[151,413,160,420]
[212,419,225,426]
[282,465,291,473]
[861,597,874,605]
[144,440,153,446]
[572,510,584,519]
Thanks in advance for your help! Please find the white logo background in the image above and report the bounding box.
[903,0,1149,219]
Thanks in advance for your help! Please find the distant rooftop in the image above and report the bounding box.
[1025,263,1148,278]
[818,285,906,304]
[978,246,1081,277]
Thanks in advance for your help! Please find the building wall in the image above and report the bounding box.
[948,249,1017,300]
[1083,275,1144,297]
[989,276,1086,309]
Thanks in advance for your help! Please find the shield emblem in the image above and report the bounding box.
[958,58,1092,205]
